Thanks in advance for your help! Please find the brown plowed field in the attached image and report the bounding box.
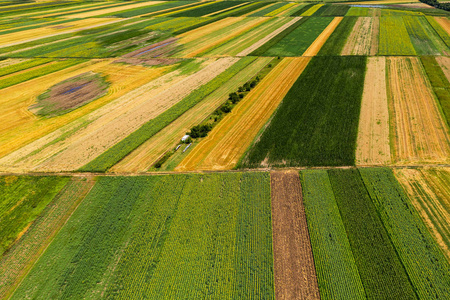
[342,17,373,56]
[387,57,450,164]
[270,171,320,300]
[176,57,310,171]
[303,17,343,56]
[356,57,391,165]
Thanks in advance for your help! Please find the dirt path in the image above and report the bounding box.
[270,171,320,300]
[237,17,302,56]
[341,17,373,55]
[356,57,391,165]
[387,57,450,164]
[303,17,343,56]
[176,57,310,171]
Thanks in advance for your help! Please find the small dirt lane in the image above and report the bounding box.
[270,170,320,300]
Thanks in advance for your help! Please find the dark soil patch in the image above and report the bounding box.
[122,37,178,58]
[30,71,108,117]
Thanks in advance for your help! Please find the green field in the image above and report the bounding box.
[328,169,417,299]
[10,173,274,299]
[242,56,366,168]
[318,17,357,55]
[360,168,450,299]
[0,176,69,255]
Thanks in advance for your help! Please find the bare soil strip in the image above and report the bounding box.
[237,17,302,57]
[176,57,310,171]
[0,177,95,299]
[303,17,343,56]
[271,171,320,300]
[394,168,450,262]
[356,57,391,165]
[387,57,450,164]
[342,17,373,56]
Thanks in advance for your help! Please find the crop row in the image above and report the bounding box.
[242,56,366,168]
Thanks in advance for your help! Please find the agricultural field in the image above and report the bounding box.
[2,0,450,299]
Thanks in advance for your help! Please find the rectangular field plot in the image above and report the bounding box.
[403,16,449,55]
[263,17,334,57]
[241,56,366,168]
[9,173,274,300]
[387,57,450,164]
[379,16,416,55]
[300,170,365,300]
[394,168,450,263]
[360,168,450,299]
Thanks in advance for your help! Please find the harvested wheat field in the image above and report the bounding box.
[178,17,267,57]
[0,58,237,172]
[0,60,170,160]
[0,18,121,48]
[394,168,450,262]
[0,177,95,300]
[111,57,272,172]
[176,57,310,171]
[387,57,450,164]
[436,56,450,82]
[303,17,343,56]
[342,17,375,55]
[356,57,391,165]
[271,171,320,300]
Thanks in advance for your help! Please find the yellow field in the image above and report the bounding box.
[176,57,311,171]
[0,58,237,172]
[265,3,297,17]
[63,1,165,18]
[24,2,118,18]
[111,57,272,172]
[302,4,323,16]
[0,18,121,48]
[202,2,249,17]
[303,17,343,56]
[0,60,171,160]
[179,17,267,57]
